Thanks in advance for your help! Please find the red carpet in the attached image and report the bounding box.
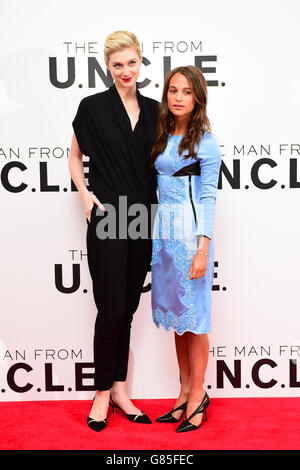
[0,398,299,450]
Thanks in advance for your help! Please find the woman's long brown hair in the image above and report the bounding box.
[150,65,211,166]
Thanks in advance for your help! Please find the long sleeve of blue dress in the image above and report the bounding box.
[195,132,222,240]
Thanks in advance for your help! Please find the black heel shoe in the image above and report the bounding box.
[87,397,107,432]
[176,392,210,433]
[156,401,188,423]
[109,394,152,424]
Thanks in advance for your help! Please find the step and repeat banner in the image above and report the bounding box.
[1,0,299,401]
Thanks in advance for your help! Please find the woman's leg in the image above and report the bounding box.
[186,332,209,426]
[111,236,152,415]
[87,212,129,419]
[170,332,191,419]
[90,236,129,390]
[88,389,110,421]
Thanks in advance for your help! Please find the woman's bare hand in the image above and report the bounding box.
[189,253,208,279]
[81,190,105,222]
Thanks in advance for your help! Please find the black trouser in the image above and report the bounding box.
[86,191,156,390]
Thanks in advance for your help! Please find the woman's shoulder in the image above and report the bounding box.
[197,131,222,160]
[200,131,220,148]
[77,89,111,108]
[140,93,160,113]
[200,130,218,143]
[141,95,160,105]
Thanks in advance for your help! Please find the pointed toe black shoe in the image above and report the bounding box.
[110,394,152,424]
[156,401,188,423]
[87,416,107,432]
[176,392,210,433]
[87,396,108,432]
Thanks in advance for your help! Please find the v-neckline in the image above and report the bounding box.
[123,97,140,132]
[110,84,143,134]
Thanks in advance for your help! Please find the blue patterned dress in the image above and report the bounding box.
[151,132,222,335]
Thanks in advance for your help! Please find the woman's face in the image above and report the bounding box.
[167,72,195,120]
[107,47,142,90]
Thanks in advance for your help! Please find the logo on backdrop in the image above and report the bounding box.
[54,251,224,295]
[0,145,299,193]
[54,248,152,294]
[48,40,222,89]
[1,344,299,395]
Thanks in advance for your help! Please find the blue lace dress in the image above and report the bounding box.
[151,132,222,335]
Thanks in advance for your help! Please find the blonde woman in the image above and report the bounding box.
[69,31,158,431]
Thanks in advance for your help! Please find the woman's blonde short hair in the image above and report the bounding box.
[104,30,142,64]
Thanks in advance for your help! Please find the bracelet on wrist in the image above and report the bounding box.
[196,250,208,256]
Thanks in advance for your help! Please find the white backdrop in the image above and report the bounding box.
[1,0,300,402]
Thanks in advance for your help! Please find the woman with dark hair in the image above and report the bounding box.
[69,31,158,431]
[151,66,222,433]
